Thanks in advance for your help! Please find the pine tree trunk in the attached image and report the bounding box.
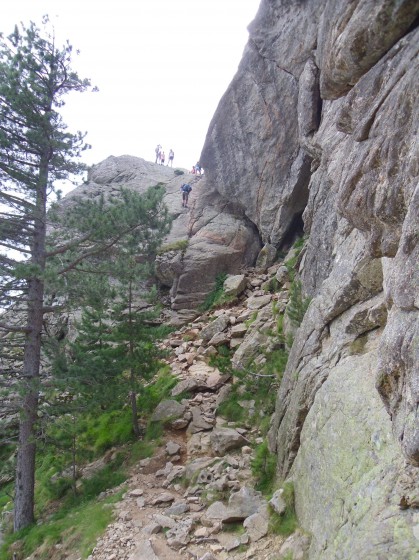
[128,279,140,437]
[130,387,140,438]
[14,278,43,530]
[14,157,48,531]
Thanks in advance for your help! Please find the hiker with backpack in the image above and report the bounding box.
[181,183,192,207]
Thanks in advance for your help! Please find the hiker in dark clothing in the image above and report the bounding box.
[181,183,192,207]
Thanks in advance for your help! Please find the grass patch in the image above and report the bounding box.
[269,482,298,537]
[157,239,188,255]
[129,440,155,462]
[174,169,184,176]
[200,273,230,311]
[251,441,277,495]
[137,368,178,416]
[0,492,123,560]
[144,420,164,442]
[82,409,134,455]
[286,280,311,327]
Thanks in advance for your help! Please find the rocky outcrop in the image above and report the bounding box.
[172,1,418,558]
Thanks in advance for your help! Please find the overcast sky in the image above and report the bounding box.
[1,0,260,189]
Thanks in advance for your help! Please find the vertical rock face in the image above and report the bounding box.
[179,0,419,558]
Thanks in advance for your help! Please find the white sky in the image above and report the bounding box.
[1,0,260,191]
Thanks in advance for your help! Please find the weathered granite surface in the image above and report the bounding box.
[197,0,418,557]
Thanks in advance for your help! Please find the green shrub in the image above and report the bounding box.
[45,476,73,501]
[217,398,245,423]
[129,440,155,462]
[208,344,236,375]
[144,420,164,442]
[251,441,277,495]
[200,272,228,311]
[76,462,127,503]
[284,236,305,281]
[84,410,133,454]
[286,279,311,327]
[157,239,188,255]
[137,368,177,415]
[174,169,184,175]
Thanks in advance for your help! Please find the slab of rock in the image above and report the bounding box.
[187,431,212,456]
[243,508,269,542]
[210,427,247,455]
[203,501,232,523]
[185,457,217,479]
[207,331,231,347]
[151,492,175,506]
[246,294,272,310]
[171,377,202,396]
[170,417,190,430]
[141,523,162,536]
[128,539,160,560]
[231,323,248,337]
[255,243,277,270]
[223,274,247,297]
[151,400,186,424]
[129,488,144,497]
[187,407,214,434]
[201,314,230,342]
[166,440,181,456]
[152,513,176,529]
[227,486,267,520]
[269,489,287,515]
[166,517,193,550]
[166,465,185,483]
[278,530,311,560]
[165,501,190,516]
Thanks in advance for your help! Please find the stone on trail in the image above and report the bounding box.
[151,399,186,423]
[210,427,247,455]
[166,440,181,456]
[223,274,247,297]
[128,539,160,560]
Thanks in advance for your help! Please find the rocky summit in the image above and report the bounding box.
[59,1,418,559]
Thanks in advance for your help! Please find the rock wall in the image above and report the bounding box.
[171,0,419,558]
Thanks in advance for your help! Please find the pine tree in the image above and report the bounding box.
[50,187,171,440]
[0,18,94,531]
[0,19,171,531]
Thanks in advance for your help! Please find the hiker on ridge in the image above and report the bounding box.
[168,149,174,167]
[155,144,161,164]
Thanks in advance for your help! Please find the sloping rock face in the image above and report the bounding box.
[182,1,418,559]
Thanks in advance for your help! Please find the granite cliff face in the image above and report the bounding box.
[170,0,419,558]
[67,1,418,557]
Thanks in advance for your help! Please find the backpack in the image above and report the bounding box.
[181,183,192,193]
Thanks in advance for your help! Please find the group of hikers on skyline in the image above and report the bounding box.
[154,144,203,208]
[154,144,203,177]
[155,144,174,167]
